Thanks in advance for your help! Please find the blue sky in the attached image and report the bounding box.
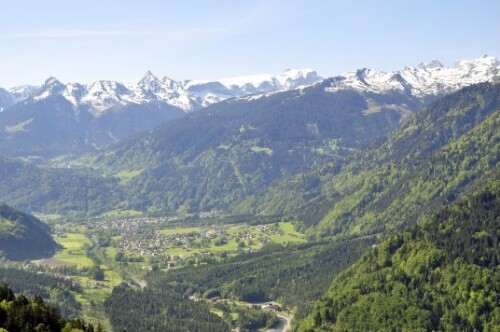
[0,0,499,86]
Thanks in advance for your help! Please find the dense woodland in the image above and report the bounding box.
[104,284,231,332]
[0,204,58,260]
[299,183,500,331]
[249,83,500,234]
[163,238,375,318]
[0,267,82,318]
[0,85,416,216]
[1,84,498,230]
[0,284,98,332]
[0,157,122,215]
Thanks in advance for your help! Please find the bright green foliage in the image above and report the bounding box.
[0,85,413,216]
[315,108,500,237]
[102,238,375,331]
[0,284,96,332]
[299,183,500,331]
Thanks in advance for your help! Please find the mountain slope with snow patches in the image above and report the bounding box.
[325,55,500,100]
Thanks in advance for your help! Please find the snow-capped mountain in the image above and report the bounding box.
[3,56,499,116]
[184,68,321,107]
[2,68,323,116]
[0,56,498,160]
[0,85,37,110]
[325,55,500,99]
[0,68,322,159]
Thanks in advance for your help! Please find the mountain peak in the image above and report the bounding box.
[138,70,161,85]
[43,76,63,87]
[418,59,444,69]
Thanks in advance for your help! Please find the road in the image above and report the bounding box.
[266,313,291,332]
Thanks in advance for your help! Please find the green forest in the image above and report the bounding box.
[0,284,99,332]
[0,204,58,260]
[299,182,500,331]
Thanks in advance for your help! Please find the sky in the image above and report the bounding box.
[0,0,499,87]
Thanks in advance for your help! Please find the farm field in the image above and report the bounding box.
[51,233,93,267]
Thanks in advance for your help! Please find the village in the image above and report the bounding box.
[82,215,291,259]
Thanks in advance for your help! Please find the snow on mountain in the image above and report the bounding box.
[182,68,322,107]
[193,68,320,94]
[7,85,37,104]
[2,56,498,117]
[6,68,320,115]
[325,55,500,98]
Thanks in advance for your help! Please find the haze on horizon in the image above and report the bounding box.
[0,0,499,87]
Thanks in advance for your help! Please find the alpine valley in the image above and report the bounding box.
[1,56,500,332]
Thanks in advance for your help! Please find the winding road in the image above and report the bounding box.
[265,314,291,332]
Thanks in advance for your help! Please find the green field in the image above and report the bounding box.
[157,222,305,256]
[209,239,240,252]
[52,233,93,267]
[269,222,306,244]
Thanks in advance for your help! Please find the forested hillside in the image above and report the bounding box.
[240,83,500,234]
[0,81,417,216]
[90,84,415,214]
[0,284,98,332]
[0,157,122,215]
[0,267,82,317]
[0,204,58,260]
[299,182,500,331]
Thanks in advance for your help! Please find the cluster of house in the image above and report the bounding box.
[81,215,289,261]
[84,215,179,233]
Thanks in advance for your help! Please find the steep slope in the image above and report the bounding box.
[299,182,500,331]
[0,88,14,109]
[0,203,58,260]
[0,95,91,158]
[241,83,500,232]
[0,156,123,214]
[313,82,500,237]
[1,69,322,114]
[0,78,185,159]
[91,82,414,215]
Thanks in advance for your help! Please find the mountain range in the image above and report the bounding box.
[0,68,321,159]
[0,68,322,113]
[0,56,498,160]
